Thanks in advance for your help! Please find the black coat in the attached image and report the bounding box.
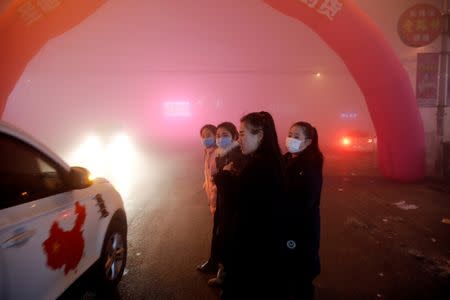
[282,149,323,279]
[213,146,247,228]
[223,152,285,296]
[215,145,246,173]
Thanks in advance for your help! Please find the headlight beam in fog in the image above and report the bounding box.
[67,133,136,200]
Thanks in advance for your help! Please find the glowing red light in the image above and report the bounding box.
[341,137,351,146]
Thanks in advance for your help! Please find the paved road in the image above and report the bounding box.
[61,148,450,300]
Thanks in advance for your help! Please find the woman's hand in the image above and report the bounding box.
[223,162,234,171]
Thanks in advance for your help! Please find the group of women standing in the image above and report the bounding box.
[198,111,323,299]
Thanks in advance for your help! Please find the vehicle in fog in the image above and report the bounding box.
[0,121,127,300]
[337,129,377,152]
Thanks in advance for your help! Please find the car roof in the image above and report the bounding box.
[0,120,70,172]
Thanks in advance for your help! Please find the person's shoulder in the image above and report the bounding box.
[300,153,323,176]
[249,153,281,172]
[282,152,291,161]
[308,152,323,168]
[230,145,242,155]
[228,145,244,162]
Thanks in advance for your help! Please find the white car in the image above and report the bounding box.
[0,121,128,299]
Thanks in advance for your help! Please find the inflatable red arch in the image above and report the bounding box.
[0,0,425,181]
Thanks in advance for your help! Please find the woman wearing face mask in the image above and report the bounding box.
[197,124,219,274]
[221,112,285,299]
[215,122,243,172]
[282,121,323,300]
[208,122,246,287]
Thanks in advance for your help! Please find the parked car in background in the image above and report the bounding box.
[337,130,377,152]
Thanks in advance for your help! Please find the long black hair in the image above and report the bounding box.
[291,121,324,166]
[241,111,284,174]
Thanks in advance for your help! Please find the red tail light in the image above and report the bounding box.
[341,137,351,146]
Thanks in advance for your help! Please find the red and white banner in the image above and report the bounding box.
[416,53,439,107]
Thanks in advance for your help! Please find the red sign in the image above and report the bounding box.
[398,4,442,48]
[416,53,439,107]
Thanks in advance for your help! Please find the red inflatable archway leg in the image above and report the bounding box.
[0,0,425,181]
[264,0,425,181]
[0,0,105,115]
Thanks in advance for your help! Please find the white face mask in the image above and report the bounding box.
[286,137,303,154]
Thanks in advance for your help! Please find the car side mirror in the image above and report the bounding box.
[69,166,92,189]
